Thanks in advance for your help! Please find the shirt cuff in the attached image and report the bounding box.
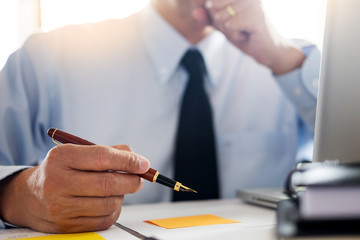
[0,220,19,229]
[0,219,5,229]
[275,46,321,130]
[0,166,31,182]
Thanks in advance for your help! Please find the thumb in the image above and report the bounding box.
[111,144,134,152]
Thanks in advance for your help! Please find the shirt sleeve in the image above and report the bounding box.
[0,37,55,228]
[275,46,321,131]
[0,36,55,168]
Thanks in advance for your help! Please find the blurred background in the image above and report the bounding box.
[0,0,327,69]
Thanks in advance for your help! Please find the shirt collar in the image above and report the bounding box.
[140,4,227,87]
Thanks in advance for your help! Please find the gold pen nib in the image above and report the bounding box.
[179,184,197,193]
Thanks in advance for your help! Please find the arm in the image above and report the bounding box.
[0,40,150,233]
[0,144,149,233]
[199,0,306,75]
[194,0,320,130]
[275,47,320,130]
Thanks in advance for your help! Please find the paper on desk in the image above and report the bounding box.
[0,225,136,240]
[145,214,241,229]
[10,232,105,240]
[0,228,106,240]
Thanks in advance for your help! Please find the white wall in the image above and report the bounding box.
[0,0,40,69]
[0,0,327,70]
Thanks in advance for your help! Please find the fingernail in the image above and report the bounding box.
[138,156,149,172]
[205,1,212,8]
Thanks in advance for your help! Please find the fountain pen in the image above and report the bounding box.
[47,128,197,193]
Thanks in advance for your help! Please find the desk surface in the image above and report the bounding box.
[1,199,359,240]
[116,198,276,240]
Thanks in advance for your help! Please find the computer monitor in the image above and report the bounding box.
[313,0,360,164]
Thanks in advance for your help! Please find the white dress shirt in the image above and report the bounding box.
[0,3,320,228]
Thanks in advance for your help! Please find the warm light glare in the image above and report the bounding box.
[1,0,327,70]
[263,0,327,48]
[41,0,150,32]
[0,0,19,68]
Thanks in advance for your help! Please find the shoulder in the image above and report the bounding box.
[23,13,142,57]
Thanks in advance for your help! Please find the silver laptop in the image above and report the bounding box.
[237,188,288,208]
[238,0,360,208]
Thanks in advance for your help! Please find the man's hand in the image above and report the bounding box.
[0,144,149,233]
[194,0,306,75]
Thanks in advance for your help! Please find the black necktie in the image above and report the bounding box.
[172,49,220,201]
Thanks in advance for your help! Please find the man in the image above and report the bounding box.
[0,0,319,233]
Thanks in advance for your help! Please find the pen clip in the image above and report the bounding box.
[51,128,61,146]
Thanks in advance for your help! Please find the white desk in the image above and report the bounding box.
[0,199,276,240]
[1,199,359,240]
[115,198,277,240]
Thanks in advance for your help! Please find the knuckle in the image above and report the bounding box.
[122,152,136,171]
[122,144,133,152]
[128,177,143,194]
[104,197,117,211]
[102,173,117,195]
[94,145,111,167]
[46,146,62,163]
[98,215,117,231]
[103,197,123,214]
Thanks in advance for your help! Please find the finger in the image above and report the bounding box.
[206,0,259,11]
[205,1,246,33]
[224,9,261,32]
[212,4,262,39]
[48,144,150,173]
[206,0,235,10]
[207,0,258,25]
[56,196,124,218]
[63,171,144,196]
[192,7,212,25]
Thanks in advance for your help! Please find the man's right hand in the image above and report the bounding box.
[0,144,149,233]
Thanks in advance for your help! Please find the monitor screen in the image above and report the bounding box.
[313,0,360,164]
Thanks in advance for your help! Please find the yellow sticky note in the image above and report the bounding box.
[15,232,105,240]
[145,214,241,229]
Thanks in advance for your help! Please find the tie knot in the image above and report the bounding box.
[180,49,206,77]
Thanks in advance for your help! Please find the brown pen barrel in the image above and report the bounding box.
[48,128,94,145]
[47,128,157,182]
[46,128,198,193]
[138,168,157,182]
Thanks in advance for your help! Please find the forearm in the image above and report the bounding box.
[275,46,321,130]
[267,43,306,76]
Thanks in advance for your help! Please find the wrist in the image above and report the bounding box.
[0,168,34,227]
[268,44,306,76]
